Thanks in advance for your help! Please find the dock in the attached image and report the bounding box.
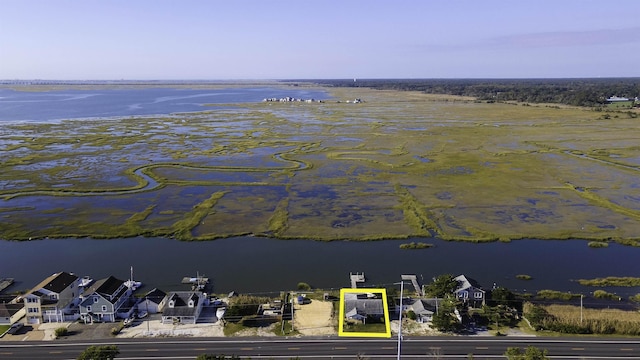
[401,274,423,296]
[182,274,210,291]
[350,272,365,288]
[0,278,15,293]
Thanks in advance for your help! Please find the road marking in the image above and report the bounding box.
[49,351,63,354]
[475,347,489,350]
[146,349,159,351]
[194,348,207,351]
[240,348,254,350]
[572,348,585,351]
[288,347,301,350]
[0,353,13,356]
[620,348,634,351]
[429,347,441,350]
[381,346,395,349]
[333,347,348,350]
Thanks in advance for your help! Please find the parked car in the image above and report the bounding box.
[137,311,148,319]
[7,322,24,335]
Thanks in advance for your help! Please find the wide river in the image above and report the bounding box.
[1,86,639,299]
[1,236,638,298]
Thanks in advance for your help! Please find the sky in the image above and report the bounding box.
[1,0,639,80]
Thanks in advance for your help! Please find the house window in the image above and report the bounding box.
[28,307,39,313]
[87,306,92,312]
[474,292,483,299]
[93,297,99,303]
[101,305,107,312]
[27,297,37,303]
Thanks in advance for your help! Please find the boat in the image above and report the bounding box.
[78,276,93,288]
[181,272,209,291]
[124,266,142,291]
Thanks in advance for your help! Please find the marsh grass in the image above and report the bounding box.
[577,277,640,287]
[3,87,640,242]
[527,302,640,335]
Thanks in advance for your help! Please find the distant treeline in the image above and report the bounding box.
[299,78,640,107]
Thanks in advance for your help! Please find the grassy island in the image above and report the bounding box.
[2,85,640,243]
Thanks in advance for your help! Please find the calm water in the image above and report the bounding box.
[1,236,639,297]
[0,87,329,122]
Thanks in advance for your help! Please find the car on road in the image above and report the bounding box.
[7,322,24,335]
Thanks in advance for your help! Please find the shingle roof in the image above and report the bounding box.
[31,272,78,294]
[455,274,484,293]
[0,303,23,317]
[344,299,384,316]
[144,288,167,305]
[163,292,201,318]
[85,276,125,297]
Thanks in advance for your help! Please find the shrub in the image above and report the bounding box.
[297,282,311,291]
[516,274,532,280]
[588,241,608,248]
[54,327,68,338]
[593,290,621,300]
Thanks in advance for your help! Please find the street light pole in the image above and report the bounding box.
[397,279,404,360]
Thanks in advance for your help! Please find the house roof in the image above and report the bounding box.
[30,272,78,295]
[85,276,125,297]
[408,298,442,316]
[454,274,484,293]
[163,292,202,318]
[143,288,167,305]
[0,303,23,317]
[344,299,384,316]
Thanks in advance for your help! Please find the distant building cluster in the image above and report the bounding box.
[262,97,324,103]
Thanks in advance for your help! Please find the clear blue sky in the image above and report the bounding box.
[1,0,639,79]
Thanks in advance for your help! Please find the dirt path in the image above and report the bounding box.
[294,300,335,336]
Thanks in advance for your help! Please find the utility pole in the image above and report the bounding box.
[397,279,405,360]
[580,294,583,325]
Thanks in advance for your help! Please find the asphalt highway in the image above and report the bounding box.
[1,336,640,359]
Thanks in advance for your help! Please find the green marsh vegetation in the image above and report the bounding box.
[2,86,640,244]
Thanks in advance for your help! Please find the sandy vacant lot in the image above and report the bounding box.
[294,299,335,336]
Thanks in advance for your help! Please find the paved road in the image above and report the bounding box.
[1,336,640,359]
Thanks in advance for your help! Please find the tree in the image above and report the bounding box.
[196,355,240,360]
[504,346,549,360]
[77,345,120,360]
[489,287,516,307]
[424,274,459,298]
[431,298,460,332]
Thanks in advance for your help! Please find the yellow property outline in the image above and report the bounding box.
[338,288,391,338]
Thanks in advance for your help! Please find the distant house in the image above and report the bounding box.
[607,96,630,102]
[454,274,485,308]
[12,271,83,324]
[161,291,205,324]
[344,293,385,323]
[79,276,133,323]
[0,303,24,325]
[137,288,167,314]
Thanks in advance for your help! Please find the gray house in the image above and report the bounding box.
[344,293,385,323]
[161,291,205,324]
[454,274,486,308]
[79,276,132,323]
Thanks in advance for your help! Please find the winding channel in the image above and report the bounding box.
[0,149,310,200]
